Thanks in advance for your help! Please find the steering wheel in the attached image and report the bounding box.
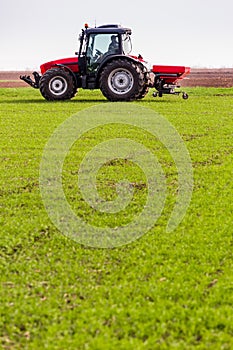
[93,49,103,63]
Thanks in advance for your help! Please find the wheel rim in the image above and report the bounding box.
[108,68,134,95]
[49,76,68,96]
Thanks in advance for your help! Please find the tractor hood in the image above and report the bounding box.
[40,57,79,74]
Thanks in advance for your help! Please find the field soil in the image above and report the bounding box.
[0,71,33,88]
[181,68,233,88]
[1,69,233,88]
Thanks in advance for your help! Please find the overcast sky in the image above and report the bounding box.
[0,0,233,70]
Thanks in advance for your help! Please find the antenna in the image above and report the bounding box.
[95,19,97,28]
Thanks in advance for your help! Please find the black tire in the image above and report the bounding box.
[135,69,150,100]
[136,85,150,100]
[39,68,77,101]
[99,59,145,101]
[182,92,189,100]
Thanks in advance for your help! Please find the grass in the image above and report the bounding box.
[0,87,233,349]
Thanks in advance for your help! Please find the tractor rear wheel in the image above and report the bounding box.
[99,59,145,101]
[136,85,150,100]
[135,69,150,100]
[39,68,77,101]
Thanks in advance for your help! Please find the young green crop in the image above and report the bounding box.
[0,87,233,349]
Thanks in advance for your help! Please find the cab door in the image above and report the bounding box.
[86,33,120,73]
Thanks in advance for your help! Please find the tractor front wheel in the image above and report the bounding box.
[99,59,145,101]
[39,68,77,101]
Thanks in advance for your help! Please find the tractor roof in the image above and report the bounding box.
[85,24,132,35]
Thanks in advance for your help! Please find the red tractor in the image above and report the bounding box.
[20,24,190,101]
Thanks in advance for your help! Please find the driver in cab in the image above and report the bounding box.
[108,35,119,54]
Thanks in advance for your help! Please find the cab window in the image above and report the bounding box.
[86,33,120,71]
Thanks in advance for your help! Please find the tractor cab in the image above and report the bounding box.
[78,25,132,77]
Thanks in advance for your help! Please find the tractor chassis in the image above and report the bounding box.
[19,66,189,100]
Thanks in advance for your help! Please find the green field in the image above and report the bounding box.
[1,87,233,349]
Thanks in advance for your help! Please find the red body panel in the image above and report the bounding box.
[40,57,79,74]
[152,65,190,84]
[39,56,190,86]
